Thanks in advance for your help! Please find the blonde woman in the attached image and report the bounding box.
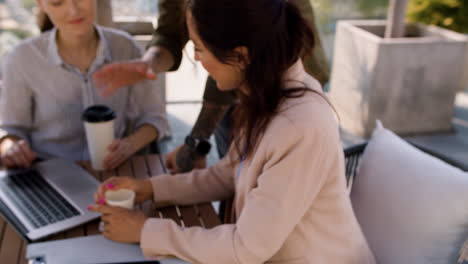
[0,0,168,169]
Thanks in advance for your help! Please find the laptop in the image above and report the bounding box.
[0,158,100,242]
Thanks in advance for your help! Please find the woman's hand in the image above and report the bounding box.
[88,205,147,243]
[165,144,207,174]
[103,138,136,170]
[0,139,37,168]
[94,176,153,205]
[93,59,156,97]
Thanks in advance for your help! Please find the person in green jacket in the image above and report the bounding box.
[93,0,330,173]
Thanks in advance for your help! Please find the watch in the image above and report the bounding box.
[184,135,212,155]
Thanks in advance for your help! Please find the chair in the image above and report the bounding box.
[344,142,467,189]
[344,142,468,264]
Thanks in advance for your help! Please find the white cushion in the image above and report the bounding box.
[350,121,468,264]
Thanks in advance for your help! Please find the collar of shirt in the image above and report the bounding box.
[46,25,113,71]
[283,59,323,94]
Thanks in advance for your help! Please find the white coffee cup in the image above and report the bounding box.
[82,105,116,171]
[105,189,135,210]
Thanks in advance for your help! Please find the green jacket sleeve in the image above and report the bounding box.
[202,76,237,105]
[147,0,188,71]
[293,0,330,86]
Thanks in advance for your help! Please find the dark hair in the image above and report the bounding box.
[187,0,317,161]
[37,10,54,32]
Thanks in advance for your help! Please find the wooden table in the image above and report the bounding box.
[0,154,221,264]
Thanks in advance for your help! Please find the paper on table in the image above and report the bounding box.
[26,234,189,264]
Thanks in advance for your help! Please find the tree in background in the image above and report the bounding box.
[356,0,389,17]
[21,0,35,11]
[407,0,468,33]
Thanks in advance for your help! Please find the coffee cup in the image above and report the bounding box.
[105,189,135,210]
[82,105,116,171]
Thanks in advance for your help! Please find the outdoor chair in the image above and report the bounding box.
[344,122,468,264]
[344,142,466,190]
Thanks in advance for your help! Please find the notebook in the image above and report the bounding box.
[26,235,189,264]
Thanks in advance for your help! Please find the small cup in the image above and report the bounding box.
[82,105,116,171]
[105,189,135,210]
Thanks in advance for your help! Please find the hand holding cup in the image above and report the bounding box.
[88,196,146,243]
[94,176,153,206]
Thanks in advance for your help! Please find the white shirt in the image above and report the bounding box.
[0,26,168,161]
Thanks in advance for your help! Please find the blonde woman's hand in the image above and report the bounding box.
[103,138,136,170]
[94,176,153,205]
[88,205,147,243]
[0,139,37,168]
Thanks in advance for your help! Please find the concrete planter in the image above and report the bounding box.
[329,20,468,137]
[462,33,468,93]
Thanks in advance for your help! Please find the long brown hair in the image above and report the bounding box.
[187,0,316,161]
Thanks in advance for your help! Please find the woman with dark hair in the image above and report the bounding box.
[90,0,376,263]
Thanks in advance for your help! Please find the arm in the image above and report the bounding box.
[142,123,337,263]
[168,77,236,172]
[93,0,187,97]
[125,124,158,153]
[141,46,175,76]
[0,51,37,167]
[152,153,236,207]
[172,100,231,172]
[0,52,33,143]
[146,0,188,72]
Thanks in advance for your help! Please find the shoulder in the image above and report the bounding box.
[261,91,339,157]
[99,26,142,58]
[279,91,337,133]
[3,32,49,70]
[277,69,337,137]
[100,26,135,43]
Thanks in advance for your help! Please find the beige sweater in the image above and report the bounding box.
[140,61,376,264]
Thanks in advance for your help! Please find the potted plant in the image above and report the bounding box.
[329,0,468,137]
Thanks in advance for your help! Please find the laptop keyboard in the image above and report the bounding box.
[0,170,80,228]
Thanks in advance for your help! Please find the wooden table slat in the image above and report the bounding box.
[18,241,28,264]
[85,220,101,236]
[159,207,181,225]
[197,203,222,228]
[100,170,114,182]
[64,225,86,239]
[116,159,132,177]
[179,206,202,227]
[0,217,6,251]
[133,156,151,178]
[47,231,66,241]
[79,162,100,181]
[146,155,166,176]
[0,224,23,264]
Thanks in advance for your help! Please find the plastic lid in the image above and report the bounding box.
[82,105,116,123]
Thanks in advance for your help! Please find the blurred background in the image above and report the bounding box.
[2,0,467,77]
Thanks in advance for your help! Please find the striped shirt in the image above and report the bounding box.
[0,25,168,161]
